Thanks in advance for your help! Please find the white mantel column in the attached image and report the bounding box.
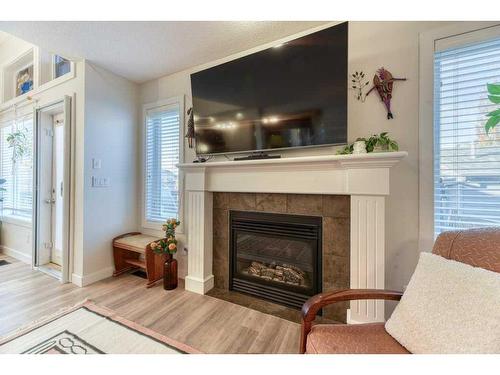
[184,170,214,294]
[348,195,385,323]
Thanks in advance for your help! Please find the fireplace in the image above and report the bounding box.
[229,210,322,310]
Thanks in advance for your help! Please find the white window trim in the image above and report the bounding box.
[0,212,32,228]
[418,21,500,252]
[141,96,185,233]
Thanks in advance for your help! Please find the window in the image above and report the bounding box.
[434,34,500,236]
[53,55,71,79]
[143,100,181,227]
[0,115,33,221]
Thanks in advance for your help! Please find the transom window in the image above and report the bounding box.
[143,101,181,226]
[434,35,500,236]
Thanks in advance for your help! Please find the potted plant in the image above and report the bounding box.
[337,132,399,155]
[366,132,399,153]
[151,218,180,290]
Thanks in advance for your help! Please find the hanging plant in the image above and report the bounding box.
[485,83,500,134]
[6,128,29,164]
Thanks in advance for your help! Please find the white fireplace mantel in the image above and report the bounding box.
[178,151,407,323]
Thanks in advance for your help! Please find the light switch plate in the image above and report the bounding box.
[92,176,110,188]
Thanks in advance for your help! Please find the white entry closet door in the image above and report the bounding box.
[34,96,71,283]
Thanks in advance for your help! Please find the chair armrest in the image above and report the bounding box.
[299,289,403,353]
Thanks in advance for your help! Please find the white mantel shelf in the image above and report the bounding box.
[178,151,407,169]
[178,151,407,324]
[179,151,407,197]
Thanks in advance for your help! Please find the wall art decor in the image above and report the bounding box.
[15,65,34,97]
[366,68,406,119]
[185,107,195,148]
[351,71,370,101]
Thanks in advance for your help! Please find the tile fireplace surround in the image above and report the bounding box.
[213,192,350,322]
[178,152,407,324]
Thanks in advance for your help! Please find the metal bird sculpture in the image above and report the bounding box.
[185,107,195,148]
[366,68,406,119]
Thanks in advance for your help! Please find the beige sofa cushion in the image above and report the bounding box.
[385,252,500,354]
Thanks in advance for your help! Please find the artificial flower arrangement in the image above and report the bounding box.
[150,218,180,255]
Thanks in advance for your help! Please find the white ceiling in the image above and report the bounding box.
[0,21,327,83]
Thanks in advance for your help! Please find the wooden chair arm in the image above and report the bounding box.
[299,289,403,353]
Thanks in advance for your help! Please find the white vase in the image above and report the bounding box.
[353,140,367,154]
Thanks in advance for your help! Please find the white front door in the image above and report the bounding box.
[34,96,71,282]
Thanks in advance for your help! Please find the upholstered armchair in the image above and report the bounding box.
[300,228,500,354]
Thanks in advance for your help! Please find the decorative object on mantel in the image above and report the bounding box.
[337,132,399,155]
[352,140,367,154]
[193,154,213,163]
[350,71,370,102]
[485,83,500,133]
[151,218,181,290]
[185,107,195,148]
[366,68,406,119]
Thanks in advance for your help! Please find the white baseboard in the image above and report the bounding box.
[71,266,114,287]
[0,245,32,264]
[185,274,214,294]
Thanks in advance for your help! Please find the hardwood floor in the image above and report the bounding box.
[0,254,300,353]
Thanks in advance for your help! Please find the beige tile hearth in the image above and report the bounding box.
[207,287,340,325]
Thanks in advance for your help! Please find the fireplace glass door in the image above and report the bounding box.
[230,210,322,309]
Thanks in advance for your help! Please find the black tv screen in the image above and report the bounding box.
[191,22,348,155]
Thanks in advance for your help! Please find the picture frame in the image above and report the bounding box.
[15,64,34,97]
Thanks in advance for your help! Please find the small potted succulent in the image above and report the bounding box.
[151,218,180,290]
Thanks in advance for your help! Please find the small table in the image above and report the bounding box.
[112,232,166,288]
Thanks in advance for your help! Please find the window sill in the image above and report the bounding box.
[141,221,184,236]
[0,214,32,228]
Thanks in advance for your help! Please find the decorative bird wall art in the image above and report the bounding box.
[366,68,406,119]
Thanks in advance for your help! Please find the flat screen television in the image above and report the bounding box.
[191,22,348,155]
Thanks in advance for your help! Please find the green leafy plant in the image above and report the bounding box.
[6,128,29,163]
[485,83,500,133]
[366,132,399,152]
[150,218,180,255]
[337,132,399,155]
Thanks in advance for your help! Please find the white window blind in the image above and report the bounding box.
[144,103,180,224]
[434,35,500,236]
[0,115,33,220]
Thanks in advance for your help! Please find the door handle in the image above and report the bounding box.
[44,198,56,204]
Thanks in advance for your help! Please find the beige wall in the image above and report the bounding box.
[82,63,139,282]
[139,21,455,311]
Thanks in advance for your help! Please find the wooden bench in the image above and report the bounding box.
[112,232,166,288]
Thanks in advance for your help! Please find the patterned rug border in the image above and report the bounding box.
[0,299,202,354]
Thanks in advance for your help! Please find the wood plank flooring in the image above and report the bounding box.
[0,254,300,353]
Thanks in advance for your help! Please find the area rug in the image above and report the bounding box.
[0,300,201,354]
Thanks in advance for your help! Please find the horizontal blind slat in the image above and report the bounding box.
[434,34,500,237]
